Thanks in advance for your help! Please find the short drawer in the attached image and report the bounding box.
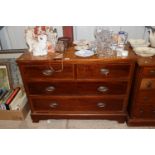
[133,105,155,119]
[27,81,127,95]
[77,63,131,79]
[136,91,155,105]
[31,97,124,112]
[141,67,155,78]
[140,79,155,90]
[22,64,74,80]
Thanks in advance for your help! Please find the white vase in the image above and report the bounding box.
[149,29,155,48]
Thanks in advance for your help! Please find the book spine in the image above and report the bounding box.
[0,103,6,110]
[10,92,27,110]
[0,89,13,105]
[0,90,8,100]
[5,87,20,105]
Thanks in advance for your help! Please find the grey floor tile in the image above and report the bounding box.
[0,112,154,129]
[67,119,126,129]
[0,120,22,129]
[46,119,67,129]
[67,119,155,129]
[19,113,67,129]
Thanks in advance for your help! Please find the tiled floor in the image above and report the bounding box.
[0,112,154,129]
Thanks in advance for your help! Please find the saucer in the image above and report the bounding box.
[75,50,94,57]
[128,39,150,48]
[74,45,89,51]
[73,40,90,46]
[134,47,155,57]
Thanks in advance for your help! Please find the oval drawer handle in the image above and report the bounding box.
[140,110,144,114]
[146,81,152,88]
[49,102,58,108]
[42,69,54,76]
[143,96,149,101]
[97,86,109,92]
[45,86,55,92]
[150,70,155,75]
[152,110,155,113]
[100,68,109,75]
[97,102,106,108]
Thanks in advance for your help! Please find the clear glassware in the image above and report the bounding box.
[55,41,65,52]
[94,27,114,57]
[89,41,97,53]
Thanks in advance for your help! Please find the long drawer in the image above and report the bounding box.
[77,63,131,79]
[22,64,74,80]
[31,96,124,112]
[27,81,128,95]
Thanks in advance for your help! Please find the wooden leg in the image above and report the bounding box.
[117,118,126,123]
[31,114,40,123]
[32,119,40,123]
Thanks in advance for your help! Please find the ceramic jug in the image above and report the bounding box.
[149,29,155,48]
[118,31,128,45]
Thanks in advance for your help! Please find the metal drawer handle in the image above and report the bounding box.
[97,86,109,92]
[143,96,149,101]
[100,68,109,75]
[146,81,152,88]
[152,110,155,113]
[45,86,55,92]
[49,102,58,108]
[97,102,106,108]
[42,69,54,76]
[150,70,155,75]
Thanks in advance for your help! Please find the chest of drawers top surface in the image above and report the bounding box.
[17,47,136,64]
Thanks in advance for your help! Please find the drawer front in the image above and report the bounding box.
[136,91,155,105]
[31,97,124,112]
[22,64,74,80]
[77,63,131,79]
[27,81,128,95]
[140,79,155,90]
[27,82,77,95]
[133,105,155,118]
[142,67,155,78]
[76,82,128,95]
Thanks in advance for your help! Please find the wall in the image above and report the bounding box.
[0,27,12,49]
[73,26,148,41]
[0,26,63,50]
[0,26,149,50]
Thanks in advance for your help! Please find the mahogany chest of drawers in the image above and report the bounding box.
[127,55,155,126]
[17,48,136,122]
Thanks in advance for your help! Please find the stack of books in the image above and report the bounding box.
[0,87,27,110]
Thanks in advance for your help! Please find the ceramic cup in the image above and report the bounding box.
[121,50,128,57]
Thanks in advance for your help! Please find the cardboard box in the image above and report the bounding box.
[0,103,29,120]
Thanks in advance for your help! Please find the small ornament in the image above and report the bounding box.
[25,26,58,56]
